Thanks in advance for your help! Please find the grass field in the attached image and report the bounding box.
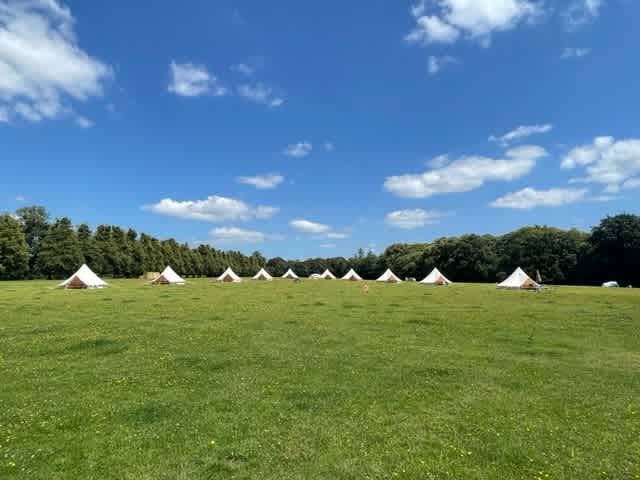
[1,279,639,479]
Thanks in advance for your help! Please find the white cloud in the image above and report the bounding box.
[561,136,640,192]
[230,63,254,76]
[0,0,111,124]
[406,0,541,47]
[283,141,312,158]
[326,232,349,239]
[410,1,426,18]
[489,124,553,146]
[237,83,284,108]
[406,15,460,44]
[74,115,93,128]
[13,101,42,121]
[289,219,330,234]
[428,55,458,75]
[237,174,284,189]
[15,195,24,202]
[561,47,590,59]
[428,154,451,168]
[385,145,546,199]
[168,61,227,97]
[622,178,640,190]
[590,194,619,202]
[564,0,604,30]
[293,226,349,240]
[209,227,274,244]
[324,141,335,152]
[319,243,336,249]
[490,187,588,209]
[385,209,445,229]
[144,195,278,222]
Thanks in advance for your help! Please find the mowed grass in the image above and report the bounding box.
[0,279,639,480]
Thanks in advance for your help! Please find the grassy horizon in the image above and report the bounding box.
[1,279,639,479]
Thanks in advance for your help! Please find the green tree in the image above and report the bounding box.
[588,214,640,285]
[110,227,130,277]
[266,257,289,277]
[77,223,102,270]
[94,225,117,275]
[139,233,162,272]
[126,229,145,277]
[498,226,588,284]
[16,205,49,277]
[0,214,30,280]
[37,217,83,279]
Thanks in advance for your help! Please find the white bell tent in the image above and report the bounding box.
[497,267,540,290]
[217,267,242,283]
[319,269,336,280]
[252,268,273,281]
[57,264,108,289]
[420,268,452,285]
[341,268,363,281]
[376,269,402,283]
[282,268,299,279]
[151,266,186,285]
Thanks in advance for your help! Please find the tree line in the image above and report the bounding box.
[1,206,639,285]
[0,206,266,280]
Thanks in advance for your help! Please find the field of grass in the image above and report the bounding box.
[1,278,639,479]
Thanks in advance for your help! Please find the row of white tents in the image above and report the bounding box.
[57,264,545,290]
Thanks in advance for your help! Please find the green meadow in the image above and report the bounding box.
[1,279,639,479]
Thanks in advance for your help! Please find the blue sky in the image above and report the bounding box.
[1,0,639,259]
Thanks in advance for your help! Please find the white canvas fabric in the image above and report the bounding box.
[341,268,363,281]
[281,268,299,279]
[152,266,185,285]
[57,264,108,289]
[602,281,619,288]
[309,273,322,280]
[497,267,540,290]
[252,268,273,281]
[217,267,242,283]
[420,268,452,285]
[376,268,402,283]
[319,269,336,280]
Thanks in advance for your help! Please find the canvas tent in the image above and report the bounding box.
[151,266,185,285]
[57,264,108,289]
[497,267,540,290]
[342,268,363,281]
[319,269,336,280]
[309,273,322,280]
[281,268,299,280]
[252,268,273,281]
[602,281,619,288]
[217,267,242,283]
[420,268,452,285]
[376,268,402,283]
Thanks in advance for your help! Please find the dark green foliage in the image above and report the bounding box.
[587,214,640,285]
[15,205,49,277]
[266,256,288,276]
[497,226,589,284]
[77,223,101,271]
[0,214,30,280]
[37,217,83,279]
